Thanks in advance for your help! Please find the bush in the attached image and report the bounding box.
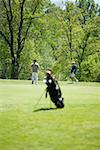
[80,54,100,82]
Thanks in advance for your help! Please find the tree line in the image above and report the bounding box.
[0,0,100,81]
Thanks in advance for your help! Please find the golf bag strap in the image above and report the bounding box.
[45,87,48,98]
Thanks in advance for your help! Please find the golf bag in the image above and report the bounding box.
[44,73,64,108]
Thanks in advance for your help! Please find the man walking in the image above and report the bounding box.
[70,61,78,83]
[31,60,40,84]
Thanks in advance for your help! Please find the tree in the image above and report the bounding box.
[75,0,100,80]
[51,0,100,81]
[49,2,80,79]
[0,0,47,79]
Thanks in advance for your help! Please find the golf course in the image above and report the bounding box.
[0,80,99,150]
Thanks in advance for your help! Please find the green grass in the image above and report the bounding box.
[0,79,99,150]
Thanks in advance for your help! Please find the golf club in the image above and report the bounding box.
[33,89,46,110]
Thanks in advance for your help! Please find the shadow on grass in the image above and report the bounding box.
[33,107,57,112]
[67,82,73,84]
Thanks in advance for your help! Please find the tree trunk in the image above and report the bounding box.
[11,59,19,79]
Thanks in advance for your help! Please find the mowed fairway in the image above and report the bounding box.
[0,80,99,150]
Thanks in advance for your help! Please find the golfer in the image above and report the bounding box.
[31,60,40,84]
[70,61,78,83]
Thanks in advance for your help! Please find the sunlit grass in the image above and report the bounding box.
[0,79,99,150]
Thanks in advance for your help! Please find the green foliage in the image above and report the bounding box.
[80,54,100,82]
[0,0,99,81]
[0,41,11,79]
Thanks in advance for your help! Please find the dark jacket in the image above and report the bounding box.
[71,64,76,74]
